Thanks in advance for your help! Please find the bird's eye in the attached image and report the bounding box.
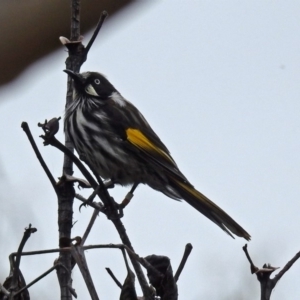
[94,79,101,85]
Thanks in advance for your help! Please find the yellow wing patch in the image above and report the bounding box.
[126,128,174,164]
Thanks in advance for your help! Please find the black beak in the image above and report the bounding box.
[63,69,85,86]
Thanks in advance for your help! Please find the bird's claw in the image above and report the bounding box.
[79,185,100,211]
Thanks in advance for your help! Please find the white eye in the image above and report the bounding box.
[94,79,100,85]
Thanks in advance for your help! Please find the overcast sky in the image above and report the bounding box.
[1,1,300,299]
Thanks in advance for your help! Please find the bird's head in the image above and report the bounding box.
[64,70,117,100]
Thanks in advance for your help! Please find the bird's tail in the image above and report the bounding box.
[170,178,251,241]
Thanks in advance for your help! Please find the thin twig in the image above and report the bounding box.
[121,247,131,273]
[10,243,130,258]
[123,245,161,279]
[273,250,300,285]
[14,263,67,297]
[42,136,101,191]
[71,244,99,300]
[75,194,104,211]
[81,208,100,246]
[105,268,122,289]
[120,248,139,300]
[84,11,108,58]
[174,243,193,282]
[242,244,259,274]
[11,224,37,290]
[21,122,57,190]
[111,221,151,297]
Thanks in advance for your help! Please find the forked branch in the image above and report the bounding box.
[243,244,300,300]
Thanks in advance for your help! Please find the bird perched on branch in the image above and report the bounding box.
[64,70,251,241]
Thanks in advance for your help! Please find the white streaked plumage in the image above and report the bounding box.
[110,92,127,107]
[94,112,108,122]
[75,108,90,143]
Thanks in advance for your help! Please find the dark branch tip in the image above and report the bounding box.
[21,121,29,130]
[186,243,193,251]
[25,224,37,234]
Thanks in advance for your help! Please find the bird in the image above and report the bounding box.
[63,69,251,241]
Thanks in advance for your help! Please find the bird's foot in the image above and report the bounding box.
[79,185,100,211]
[103,182,139,219]
[119,182,139,209]
[120,191,134,209]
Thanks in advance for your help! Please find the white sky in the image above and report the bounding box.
[1,1,300,299]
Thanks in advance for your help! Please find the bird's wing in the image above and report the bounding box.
[119,102,189,183]
[107,100,251,240]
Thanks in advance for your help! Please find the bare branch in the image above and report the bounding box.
[11,224,37,290]
[84,11,108,59]
[123,246,161,279]
[272,250,300,285]
[242,244,298,300]
[81,208,100,246]
[174,243,193,282]
[21,122,57,190]
[111,222,151,298]
[9,243,125,258]
[105,268,123,289]
[242,244,259,274]
[75,194,104,211]
[40,134,100,190]
[56,1,85,297]
[14,263,67,297]
[70,0,81,41]
[120,247,139,300]
[70,244,99,300]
